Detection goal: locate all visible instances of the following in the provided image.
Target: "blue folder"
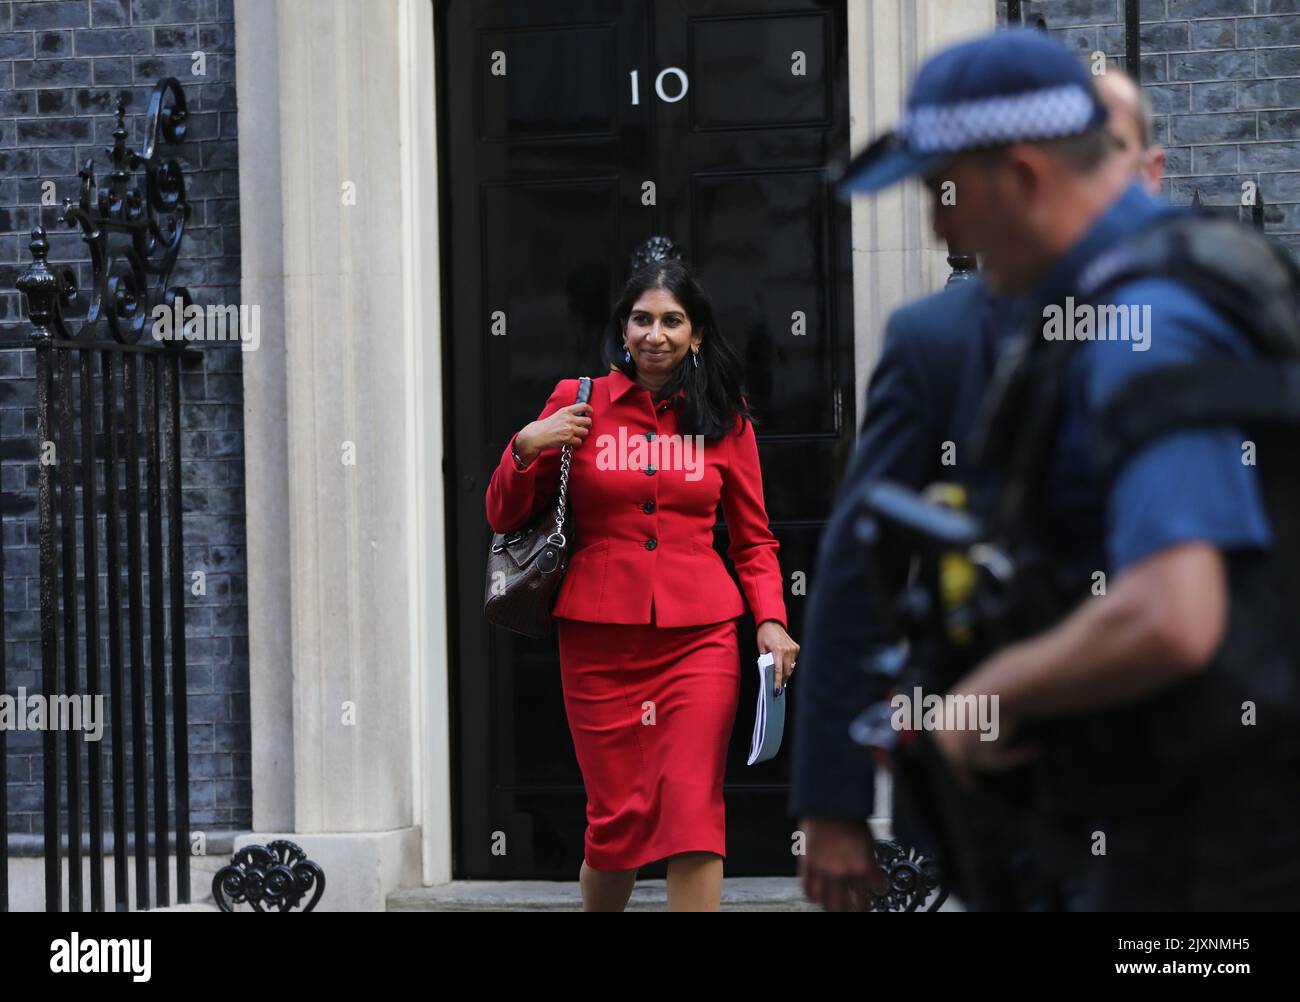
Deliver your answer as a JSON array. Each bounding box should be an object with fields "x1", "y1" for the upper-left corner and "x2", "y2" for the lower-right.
[{"x1": 747, "y1": 651, "x2": 786, "y2": 765}]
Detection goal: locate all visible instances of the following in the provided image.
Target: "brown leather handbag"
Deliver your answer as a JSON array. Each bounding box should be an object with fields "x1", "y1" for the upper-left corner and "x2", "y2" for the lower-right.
[{"x1": 484, "y1": 376, "x2": 592, "y2": 638}]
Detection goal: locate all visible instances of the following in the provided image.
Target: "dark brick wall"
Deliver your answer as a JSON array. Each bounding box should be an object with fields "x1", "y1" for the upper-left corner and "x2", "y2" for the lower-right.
[
  {"x1": 0, "y1": 0, "x2": 248, "y2": 843},
  {"x1": 1000, "y1": 0, "x2": 1300, "y2": 262}
]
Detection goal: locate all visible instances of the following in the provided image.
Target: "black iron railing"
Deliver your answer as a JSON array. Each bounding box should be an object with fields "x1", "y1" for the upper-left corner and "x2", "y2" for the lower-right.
[
  {"x1": 5, "y1": 79, "x2": 197, "y2": 911},
  {"x1": 1009, "y1": 1, "x2": 1139, "y2": 76}
]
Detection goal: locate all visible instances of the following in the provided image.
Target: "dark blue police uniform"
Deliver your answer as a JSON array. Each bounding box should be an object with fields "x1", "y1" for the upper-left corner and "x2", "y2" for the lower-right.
[
  {"x1": 1036, "y1": 181, "x2": 1271, "y2": 576},
  {"x1": 1020, "y1": 181, "x2": 1300, "y2": 910}
]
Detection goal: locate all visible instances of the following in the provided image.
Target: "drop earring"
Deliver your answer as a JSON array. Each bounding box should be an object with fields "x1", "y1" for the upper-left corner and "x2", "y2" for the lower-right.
[
  {"x1": 624, "y1": 344, "x2": 632, "y2": 363},
  {"x1": 691, "y1": 347, "x2": 699, "y2": 369}
]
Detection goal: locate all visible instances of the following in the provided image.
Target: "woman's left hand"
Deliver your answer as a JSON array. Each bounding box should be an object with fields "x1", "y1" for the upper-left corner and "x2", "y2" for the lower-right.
[{"x1": 756, "y1": 620, "x2": 799, "y2": 694}]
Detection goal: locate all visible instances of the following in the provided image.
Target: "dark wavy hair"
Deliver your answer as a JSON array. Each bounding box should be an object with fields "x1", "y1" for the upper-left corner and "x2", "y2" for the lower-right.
[{"x1": 601, "y1": 260, "x2": 754, "y2": 442}]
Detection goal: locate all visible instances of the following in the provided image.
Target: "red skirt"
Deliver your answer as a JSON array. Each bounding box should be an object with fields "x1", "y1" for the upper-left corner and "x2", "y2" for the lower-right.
[{"x1": 555, "y1": 608, "x2": 741, "y2": 871}]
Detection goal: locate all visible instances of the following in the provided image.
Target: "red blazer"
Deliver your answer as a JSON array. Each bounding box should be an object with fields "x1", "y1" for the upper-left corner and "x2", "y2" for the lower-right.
[{"x1": 485, "y1": 369, "x2": 788, "y2": 629}]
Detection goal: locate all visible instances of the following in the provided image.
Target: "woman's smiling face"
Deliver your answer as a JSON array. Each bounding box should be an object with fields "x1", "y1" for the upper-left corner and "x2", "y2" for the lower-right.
[{"x1": 625, "y1": 287, "x2": 701, "y2": 372}]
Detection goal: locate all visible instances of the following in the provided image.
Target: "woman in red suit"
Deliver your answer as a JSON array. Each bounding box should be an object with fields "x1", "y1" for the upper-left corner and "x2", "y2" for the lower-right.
[{"x1": 485, "y1": 259, "x2": 799, "y2": 911}]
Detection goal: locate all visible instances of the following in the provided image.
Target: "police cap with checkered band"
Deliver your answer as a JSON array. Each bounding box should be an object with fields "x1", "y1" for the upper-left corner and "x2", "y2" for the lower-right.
[{"x1": 831, "y1": 27, "x2": 1110, "y2": 198}]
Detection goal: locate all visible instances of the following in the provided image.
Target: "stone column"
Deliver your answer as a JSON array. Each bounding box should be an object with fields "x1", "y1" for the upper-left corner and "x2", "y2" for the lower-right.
[
  {"x1": 846, "y1": 0, "x2": 997, "y2": 409},
  {"x1": 234, "y1": 0, "x2": 450, "y2": 909}
]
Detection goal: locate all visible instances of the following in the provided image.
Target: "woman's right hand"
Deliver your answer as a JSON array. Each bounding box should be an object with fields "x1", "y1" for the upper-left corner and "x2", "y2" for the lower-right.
[{"x1": 515, "y1": 402, "x2": 593, "y2": 461}]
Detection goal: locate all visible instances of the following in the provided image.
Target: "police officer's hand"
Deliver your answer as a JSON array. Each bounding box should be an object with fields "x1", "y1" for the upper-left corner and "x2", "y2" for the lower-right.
[
  {"x1": 931, "y1": 703, "x2": 1039, "y2": 789},
  {"x1": 797, "y1": 817, "x2": 887, "y2": 911}
]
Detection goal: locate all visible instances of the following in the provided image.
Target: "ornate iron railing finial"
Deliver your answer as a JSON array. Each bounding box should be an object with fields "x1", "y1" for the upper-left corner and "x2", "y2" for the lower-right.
[
  {"x1": 17, "y1": 78, "x2": 193, "y2": 347},
  {"x1": 213, "y1": 841, "x2": 326, "y2": 913}
]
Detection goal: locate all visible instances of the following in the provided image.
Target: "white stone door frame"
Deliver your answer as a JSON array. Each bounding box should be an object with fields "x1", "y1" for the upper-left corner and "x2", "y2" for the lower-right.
[
  {"x1": 398, "y1": 0, "x2": 454, "y2": 888},
  {"x1": 846, "y1": 0, "x2": 995, "y2": 412}
]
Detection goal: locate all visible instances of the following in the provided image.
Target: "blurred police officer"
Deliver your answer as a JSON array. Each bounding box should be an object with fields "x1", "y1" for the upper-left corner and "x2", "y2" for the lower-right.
[
  {"x1": 823, "y1": 27, "x2": 1300, "y2": 911},
  {"x1": 789, "y1": 269, "x2": 1003, "y2": 912},
  {"x1": 791, "y1": 59, "x2": 1167, "y2": 911}
]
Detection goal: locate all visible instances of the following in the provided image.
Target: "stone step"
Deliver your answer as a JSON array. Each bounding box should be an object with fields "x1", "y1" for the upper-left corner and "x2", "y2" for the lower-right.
[{"x1": 388, "y1": 876, "x2": 824, "y2": 911}]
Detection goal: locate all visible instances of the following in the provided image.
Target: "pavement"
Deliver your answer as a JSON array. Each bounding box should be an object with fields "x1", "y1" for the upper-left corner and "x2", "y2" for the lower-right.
[
  {"x1": 388, "y1": 876, "x2": 960, "y2": 911},
  {"x1": 388, "y1": 877, "x2": 816, "y2": 911}
]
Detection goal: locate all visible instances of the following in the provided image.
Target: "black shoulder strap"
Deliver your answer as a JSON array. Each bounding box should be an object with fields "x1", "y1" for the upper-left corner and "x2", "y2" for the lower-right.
[
  {"x1": 1080, "y1": 213, "x2": 1300, "y2": 484},
  {"x1": 1078, "y1": 210, "x2": 1300, "y2": 359},
  {"x1": 1093, "y1": 360, "x2": 1300, "y2": 484},
  {"x1": 975, "y1": 211, "x2": 1300, "y2": 538},
  {"x1": 967, "y1": 327, "x2": 1081, "y2": 544}
]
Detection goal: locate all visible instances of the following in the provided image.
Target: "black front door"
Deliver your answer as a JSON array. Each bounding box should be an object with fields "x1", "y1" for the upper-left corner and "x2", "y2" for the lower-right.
[{"x1": 438, "y1": 0, "x2": 857, "y2": 878}]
